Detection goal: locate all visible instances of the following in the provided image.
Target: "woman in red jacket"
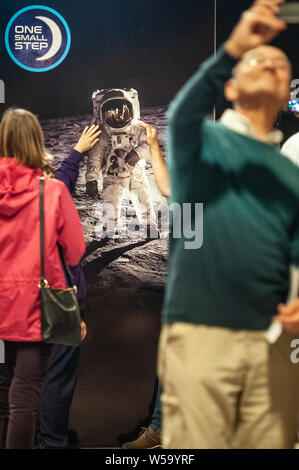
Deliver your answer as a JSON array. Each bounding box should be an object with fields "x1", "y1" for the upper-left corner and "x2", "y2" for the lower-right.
[{"x1": 0, "y1": 108, "x2": 85, "y2": 449}]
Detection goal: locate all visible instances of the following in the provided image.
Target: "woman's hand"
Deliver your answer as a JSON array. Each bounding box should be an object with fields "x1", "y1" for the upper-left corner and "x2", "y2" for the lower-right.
[
  {"x1": 81, "y1": 321, "x2": 87, "y2": 341},
  {"x1": 139, "y1": 121, "x2": 159, "y2": 148},
  {"x1": 74, "y1": 125, "x2": 101, "y2": 153}
]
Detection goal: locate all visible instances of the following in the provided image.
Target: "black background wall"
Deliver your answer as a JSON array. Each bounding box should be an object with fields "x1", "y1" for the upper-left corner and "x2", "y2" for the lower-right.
[{"x1": 0, "y1": 0, "x2": 215, "y2": 118}]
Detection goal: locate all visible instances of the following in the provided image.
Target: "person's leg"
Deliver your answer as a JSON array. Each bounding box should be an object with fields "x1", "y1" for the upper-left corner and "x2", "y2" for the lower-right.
[
  {"x1": 102, "y1": 176, "x2": 124, "y2": 235},
  {"x1": 38, "y1": 345, "x2": 80, "y2": 448},
  {"x1": 149, "y1": 382, "x2": 162, "y2": 433},
  {"x1": 233, "y1": 330, "x2": 299, "y2": 449},
  {"x1": 158, "y1": 323, "x2": 246, "y2": 449},
  {"x1": 129, "y1": 188, "x2": 144, "y2": 226},
  {"x1": 0, "y1": 342, "x2": 16, "y2": 447},
  {"x1": 134, "y1": 182, "x2": 157, "y2": 228},
  {"x1": 6, "y1": 342, "x2": 52, "y2": 449},
  {"x1": 122, "y1": 382, "x2": 162, "y2": 449},
  {"x1": 129, "y1": 182, "x2": 159, "y2": 239}
]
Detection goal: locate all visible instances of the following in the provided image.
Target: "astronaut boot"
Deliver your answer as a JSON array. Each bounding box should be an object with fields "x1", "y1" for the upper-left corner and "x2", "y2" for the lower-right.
[
  {"x1": 101, "y1": 221, "x2": 119, "y2": 240},
  {"x1": 108, "y1": 223, "x2": 121, "y2": 239},
  {"x1": 112, "y1": 228, "x2": 120, "y2": 239}
]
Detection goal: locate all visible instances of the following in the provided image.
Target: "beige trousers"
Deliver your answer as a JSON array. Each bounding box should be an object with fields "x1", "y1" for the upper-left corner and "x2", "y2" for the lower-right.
[{"x1": 158, "y1": 323, "x2": 299, "y2": 449}]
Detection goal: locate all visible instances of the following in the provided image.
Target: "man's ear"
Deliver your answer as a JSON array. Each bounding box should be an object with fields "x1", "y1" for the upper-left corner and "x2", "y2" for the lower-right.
[{"x1": 224, "y1": 79, "x2": 239, "y2": 103}]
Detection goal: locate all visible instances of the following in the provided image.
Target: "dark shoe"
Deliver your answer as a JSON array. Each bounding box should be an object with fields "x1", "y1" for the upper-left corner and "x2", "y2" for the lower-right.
[
  {"x1": 33, "y1": 439, "x2": 46, "y2": 449},
  {"x1": 33, "y1": 438, "x2": 67, "y2": 449},
  {"x1": 122, "y1": 427, "x2": 161, "y2": 449}
]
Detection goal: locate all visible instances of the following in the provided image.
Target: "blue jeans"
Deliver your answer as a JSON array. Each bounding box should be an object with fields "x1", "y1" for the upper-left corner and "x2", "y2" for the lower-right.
[
  {"x1": 38, "y1": 344, "x2": 80, "y2": 448},
  {"x1": 149, "y1": 382, "x2": 162, "y2": 433}
]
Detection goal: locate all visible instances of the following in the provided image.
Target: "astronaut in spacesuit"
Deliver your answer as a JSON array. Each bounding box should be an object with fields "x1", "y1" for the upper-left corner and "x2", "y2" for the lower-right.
[{"x1": 85, "y1": 88, "x2": 158, "y2": 238}]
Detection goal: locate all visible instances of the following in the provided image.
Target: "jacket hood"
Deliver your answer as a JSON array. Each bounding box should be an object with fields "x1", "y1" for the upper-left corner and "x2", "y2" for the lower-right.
[{"x1": 0, "y1": 158, "x2": 42, "y2": 217}]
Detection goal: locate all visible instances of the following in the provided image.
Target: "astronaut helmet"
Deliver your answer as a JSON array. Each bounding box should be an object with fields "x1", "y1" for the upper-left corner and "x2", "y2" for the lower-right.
[{"x1": 92, "y1": 88, "x2": 141, "y2": 132}]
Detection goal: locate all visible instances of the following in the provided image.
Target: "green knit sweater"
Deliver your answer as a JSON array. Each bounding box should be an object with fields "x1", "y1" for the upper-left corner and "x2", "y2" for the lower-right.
[{"x1": 162, "y1": 47, "x2": 299, "y2": 330}]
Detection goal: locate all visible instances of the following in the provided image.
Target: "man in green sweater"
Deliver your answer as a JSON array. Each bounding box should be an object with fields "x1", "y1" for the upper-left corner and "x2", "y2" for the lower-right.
[{"x1": 159, "y1": 0, "x2": 299, "y2": 449}]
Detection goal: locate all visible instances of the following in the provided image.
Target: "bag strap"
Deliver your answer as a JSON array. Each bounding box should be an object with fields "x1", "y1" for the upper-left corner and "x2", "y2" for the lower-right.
[
  {"x1": 39, "y1": 177, "x2": 76, "y2": 291},
  {"x1": 39, "y1": 177, "x2": 46, "y2": 285}
]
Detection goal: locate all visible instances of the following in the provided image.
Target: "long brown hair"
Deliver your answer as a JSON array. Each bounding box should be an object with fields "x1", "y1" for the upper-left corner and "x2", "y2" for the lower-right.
[{"x1": 0, "y1": 108, "x2": 51, "y2": 168}]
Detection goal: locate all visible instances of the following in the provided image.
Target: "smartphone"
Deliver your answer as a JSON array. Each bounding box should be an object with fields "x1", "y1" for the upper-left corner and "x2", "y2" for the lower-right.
[
  {"x1": 278, "y1": 3, "x2": 299, "y2": 23},
  {"x1": 289, "y1": 99, "x2": 299, "y2": 112}
]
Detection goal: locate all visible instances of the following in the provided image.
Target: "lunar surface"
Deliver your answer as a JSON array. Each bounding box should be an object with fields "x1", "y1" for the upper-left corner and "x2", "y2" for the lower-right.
[
  {"x1": 42, "y1": 105, "x2": 169, "y2": 291},
  {"x1": 41, "y1": 106, "x2": 169, "y2": 446}
]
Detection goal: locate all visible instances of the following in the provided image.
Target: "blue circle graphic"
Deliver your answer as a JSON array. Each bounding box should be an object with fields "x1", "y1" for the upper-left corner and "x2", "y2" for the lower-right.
[{"x1": 5, "y1": 5, "x2": 71, "y2": 72}]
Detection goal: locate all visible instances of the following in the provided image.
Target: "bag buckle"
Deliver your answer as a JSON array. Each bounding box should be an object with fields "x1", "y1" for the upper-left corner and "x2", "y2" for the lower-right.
[{"x1": 38, "y1": 279, "x2": 49, "y2": 288}]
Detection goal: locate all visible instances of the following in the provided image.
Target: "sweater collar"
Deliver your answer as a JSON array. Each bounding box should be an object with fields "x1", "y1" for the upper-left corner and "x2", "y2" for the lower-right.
[{"x1": 220, "y1": 109, "x2": 283, "y2": 145}]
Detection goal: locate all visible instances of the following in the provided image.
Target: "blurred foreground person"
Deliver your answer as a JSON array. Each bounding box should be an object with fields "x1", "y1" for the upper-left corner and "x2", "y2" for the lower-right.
[
  {"x1": 0, "y1": 108, "x2": 85, "y2": 448},
  {"x1": 159, "y1": 0, "x2": 299, "y2": 449}
]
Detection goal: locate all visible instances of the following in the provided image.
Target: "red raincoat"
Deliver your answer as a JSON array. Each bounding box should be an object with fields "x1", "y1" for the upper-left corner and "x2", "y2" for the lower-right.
[{"x1": 0, "y1": 158, "x2": 85, "y2": 342}]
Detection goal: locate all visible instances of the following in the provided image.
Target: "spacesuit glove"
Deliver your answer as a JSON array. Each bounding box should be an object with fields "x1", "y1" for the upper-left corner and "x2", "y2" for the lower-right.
[{"x1": 86, "y1": 180, "x2": 98, "y2": 197}]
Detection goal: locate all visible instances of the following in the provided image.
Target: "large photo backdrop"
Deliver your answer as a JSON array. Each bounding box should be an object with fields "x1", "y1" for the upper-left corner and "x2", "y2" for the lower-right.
[{"x1": 0, "y1": 0, "x2": 215, "y2": 446}]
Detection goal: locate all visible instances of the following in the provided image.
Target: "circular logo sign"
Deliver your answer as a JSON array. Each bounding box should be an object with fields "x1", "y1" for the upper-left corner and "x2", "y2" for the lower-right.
[{"x1": 5, "y1": 5, "x2": 71, "y2": 72}]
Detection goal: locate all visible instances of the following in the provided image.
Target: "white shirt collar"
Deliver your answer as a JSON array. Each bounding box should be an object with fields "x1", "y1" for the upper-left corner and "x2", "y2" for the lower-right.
[{"x1": 220, "y1": 109, "x2": 283, "y2": 145}]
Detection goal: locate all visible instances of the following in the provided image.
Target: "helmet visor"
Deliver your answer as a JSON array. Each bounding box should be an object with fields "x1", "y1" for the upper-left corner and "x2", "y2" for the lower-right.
[{"x1": 102, "y1": 99, "x2": 133, "y2": 129}]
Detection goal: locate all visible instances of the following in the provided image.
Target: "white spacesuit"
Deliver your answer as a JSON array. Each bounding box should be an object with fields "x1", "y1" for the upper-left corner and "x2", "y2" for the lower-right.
[{"x1": 86, "y1": 88, "x2": 158, "y2": 237}]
